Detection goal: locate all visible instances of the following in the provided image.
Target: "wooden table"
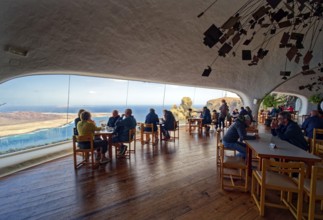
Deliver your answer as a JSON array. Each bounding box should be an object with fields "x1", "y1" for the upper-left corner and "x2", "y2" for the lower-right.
[
  {"x1": 94, "y1": 129, "x2": 114, "y2": 159},
  {"x1": 188, "y1": 118, "x2": 203, "y2": 135},
  {"x1": 245, "y1": 133, "x2": 322, "y2": 176}
]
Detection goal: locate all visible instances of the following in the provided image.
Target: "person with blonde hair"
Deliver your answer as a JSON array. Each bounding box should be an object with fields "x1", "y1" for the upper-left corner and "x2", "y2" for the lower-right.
[{"x1": 77, "y1": 111, "x2": 110, "y2": 164}]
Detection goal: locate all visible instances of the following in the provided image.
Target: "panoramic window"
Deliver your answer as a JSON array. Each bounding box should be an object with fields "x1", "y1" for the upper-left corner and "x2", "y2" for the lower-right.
[{"x1": 0, "y1": 75, "x2": 239, "y2": 154}]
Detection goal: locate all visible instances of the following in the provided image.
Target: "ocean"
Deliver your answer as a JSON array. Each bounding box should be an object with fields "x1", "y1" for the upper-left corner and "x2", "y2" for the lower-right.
[{"x1": 0, "y1": 105, "x2": 203, "y2": 154}]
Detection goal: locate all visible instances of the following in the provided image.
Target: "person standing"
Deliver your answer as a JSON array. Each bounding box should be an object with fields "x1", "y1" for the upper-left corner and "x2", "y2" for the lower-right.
[{"x1": 219, "y1": 99, "x2": 229, "y2": 129}]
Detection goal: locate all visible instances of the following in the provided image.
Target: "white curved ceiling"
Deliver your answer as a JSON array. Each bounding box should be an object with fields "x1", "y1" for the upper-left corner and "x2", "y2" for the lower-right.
[{"x1": 0, "y1": 0, "x2": 322, "y2": 100}]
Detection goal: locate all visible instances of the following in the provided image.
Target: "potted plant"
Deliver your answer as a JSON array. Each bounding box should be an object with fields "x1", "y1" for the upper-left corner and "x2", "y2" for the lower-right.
[
  {"x1": 308, "y1": 94, "x2": 322, "y2": 104},
  {"x1": 262, "y1": 94, "x2": 286, "y2": 109}
]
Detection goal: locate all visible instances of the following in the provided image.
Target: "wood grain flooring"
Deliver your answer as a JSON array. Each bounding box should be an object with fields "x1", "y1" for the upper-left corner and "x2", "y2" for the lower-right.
[{"x1": 0, "y1": 127, "x2": 295, "y2": 220}]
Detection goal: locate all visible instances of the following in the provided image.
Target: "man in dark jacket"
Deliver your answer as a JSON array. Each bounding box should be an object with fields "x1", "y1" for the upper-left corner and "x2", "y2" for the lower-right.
[
  {"x1": 144, "y1": 108, "x2": 159, "y2": 143},
  {"x1": 271, "y1": 111, "x2": 308, "y2": 151},
  {"x1": 219, "y1": 99, "x2": 229, "y2": 129},
  {"x1": 107, "y1": 110, "x2": 121, "y2": 128},
  {"x1": 301, "y1": 110, "x2": 323, "y2": 139},
  {"x1": 201, "y1": 106, "x2": 212, "y2": 132},
  {"x1": 112, "y1": 108, "x2": 137, "y2": 155},
  {"x1": 161, "y1": 109, "x2": 176, "y2": 140},
  {"x1": 222, "y1": 115, "x2": 256, "y2": 158}
]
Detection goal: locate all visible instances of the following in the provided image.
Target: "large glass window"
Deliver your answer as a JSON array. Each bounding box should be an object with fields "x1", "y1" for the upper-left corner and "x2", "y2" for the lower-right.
[{"x1": 0, "y1": 74, "x2": 240, "y2": 154}]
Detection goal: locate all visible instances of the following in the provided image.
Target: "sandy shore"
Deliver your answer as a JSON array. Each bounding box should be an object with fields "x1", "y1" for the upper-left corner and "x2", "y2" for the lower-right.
[{"x1": 0, "y1": 112, "x2": 108, "y2": 137}]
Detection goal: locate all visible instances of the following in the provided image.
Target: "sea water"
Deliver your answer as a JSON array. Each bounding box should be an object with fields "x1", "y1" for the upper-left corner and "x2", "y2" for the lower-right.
[{"x1": 0, "y1": 105, "x2": 203, "y2": 153}]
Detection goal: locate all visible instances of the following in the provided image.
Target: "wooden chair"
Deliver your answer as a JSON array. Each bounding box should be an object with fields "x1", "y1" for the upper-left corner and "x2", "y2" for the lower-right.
[
  {"x1": 312, "y1": 128, "x2": 323, "y2": 157},
  {"x1": 303, "y1": 165, "x2": 323, "y2": 220},
  {"x1": 215, "y1": 129, "x2": 223, "y2": 166},
  {"x1": 219, "y1": 142, "x2": 248, "y2": 192},
  {"x1": 140, "y1": 123, "x2": 156, "y2": 144},
  {"x1": 73, "y1": 134, "x2": 98, "y2": 169},
  {"x1": 114, "y1": 128, "x2": 136, "y2": 159},
  {"x1": 168, "y1": 120, "x2": 179, "y2": 142},
  {"x1": 251, "y1": 159, "x2": 305, "y2": 220}
]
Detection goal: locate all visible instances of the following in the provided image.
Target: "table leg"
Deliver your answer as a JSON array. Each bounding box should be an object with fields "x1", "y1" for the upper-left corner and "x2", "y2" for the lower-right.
[{"x1": 247, "y1": 146, "x2": 252, "y2": 176}]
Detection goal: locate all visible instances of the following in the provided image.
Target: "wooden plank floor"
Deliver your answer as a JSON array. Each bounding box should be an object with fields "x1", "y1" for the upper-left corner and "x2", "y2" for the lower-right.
[{"x1": 0, "y1": 127, "x2": 295, "y2": 220}]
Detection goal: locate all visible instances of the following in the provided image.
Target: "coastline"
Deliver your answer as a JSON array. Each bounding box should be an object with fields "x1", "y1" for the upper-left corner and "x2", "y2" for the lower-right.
[{"x1": 0, "y1": 112, "x2": 109, "y2": 137}]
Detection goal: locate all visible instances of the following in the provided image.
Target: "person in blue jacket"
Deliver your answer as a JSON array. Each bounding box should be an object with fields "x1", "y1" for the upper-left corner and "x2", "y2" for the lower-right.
[
  {"x1": 201, "y1": 106, "x2": 212, "y2": 132},
  {"x1": 271, "y1": 111, "x2": 308, "y2": 151},
  {"x1": 144, "y1": 108, "x2": 159, "y2": 143},
  {"x1": 222, "y1": 115, "x2": 256, "y2": 158},
  {"x1": 302, "y1": 110, "x2": 323, "y2": 139},
  {"x1": 112, "y1": 108, "x2": 137, "y2": 155},
  {"x1": 107, "y1": 110, "x2": 121, "y2": 128}
]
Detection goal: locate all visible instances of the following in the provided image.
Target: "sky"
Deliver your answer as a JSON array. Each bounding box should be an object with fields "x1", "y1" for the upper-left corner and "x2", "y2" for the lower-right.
[{"x1": 0, "y1": 75, "x2": 239, "y2": 107}]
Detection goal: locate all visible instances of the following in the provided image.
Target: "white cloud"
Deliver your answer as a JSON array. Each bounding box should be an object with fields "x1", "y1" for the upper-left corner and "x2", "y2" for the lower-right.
[{"x1": 89, "y1": 90, "x2": 96, "y2": 94}]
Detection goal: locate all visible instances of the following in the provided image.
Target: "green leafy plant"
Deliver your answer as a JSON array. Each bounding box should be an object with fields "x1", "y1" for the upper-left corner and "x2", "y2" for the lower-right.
[
  {"x1": 308, "y1": 94, "x2": 322, "y2": 104},
  {"x1": 262, "y1": 94, "x2": 286, "y2": 108}
]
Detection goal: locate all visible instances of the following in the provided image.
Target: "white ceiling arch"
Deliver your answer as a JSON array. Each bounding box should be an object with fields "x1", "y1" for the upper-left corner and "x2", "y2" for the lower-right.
[{"x1": 0, "y1": 0, "x2": 322, "y2": 105}]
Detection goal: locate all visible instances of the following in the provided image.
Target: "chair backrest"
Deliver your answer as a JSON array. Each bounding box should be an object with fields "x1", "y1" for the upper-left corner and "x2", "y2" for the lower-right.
[
  {"x1": 313, "y1": 128, "x2": 323, "y2": 156},
  {"x1": 142, "y1": 123, "x2": 154, "y2": 132},
  {"x1": 261, "y1": 159, "x2": 305, "y2": 187},
  {"x1": 129, "y1": 128, "x2": 136, "y2": 142},
  {"x1": 73, "y1": 134, "x2": 94, "y2": 151},
  {"x1": 310, "y1": 165, "x2": 323, "y2": 194},
  {"x1": 216, "y1": 130, "x2": 221, "y2": 147}
]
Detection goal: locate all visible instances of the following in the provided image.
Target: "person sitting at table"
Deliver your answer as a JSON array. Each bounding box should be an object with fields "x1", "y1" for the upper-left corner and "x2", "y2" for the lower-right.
[
  {"x1": 245, "y1": 106, "x2": 253, "y2": 122},
  {"x1": 239, "y1": 106, "x2": 248, "y2": 117},
  {"x1": 144, "y1": 108, "x2": 159, "y2": 143},
  {"x1": 222, "y1": 115, "x2": 256, "y2": 158},
  {"x1": 74, "y1": 109, "x2": 85, "y2": 135},
  {"x1": 77, "y1": 111, "x2": 110, "y2": 164},
  {"x1": 271, "y1": 111, "x2": 309, "y2": 151},
  {"x1": 301, "y1": 110, "x2": 323, "y2": 139},
  {"x1": 212, "y1": 110, "x2": 219, "y2": 130},
  {"x1": 231, "y1": 109, "x2": 239, "y2": 122},
  {"x1": 112, "y1": 108, "x2": 137, "y2": 155},
  {"x1": 201, "y1": 106, "x2": 212, "y2": 132},
  {"x1": 161, "y1": 109, "x2": 176, "y2": 140},
  {"x1": 107, "y1": 110, "x2": 121, "y2": 129}
]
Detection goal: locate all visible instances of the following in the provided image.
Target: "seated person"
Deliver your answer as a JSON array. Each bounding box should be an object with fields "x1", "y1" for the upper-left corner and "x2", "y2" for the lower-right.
[
  {"x1": 222, "y1": 115, "x2": 256, "y2": 158},
  {"x1": 187, "y1": 108, "x2": 193, "y2": 119},
  {"x1": 112, "y1": 108, "x2": 137, "y2": 155},
  {"x1": 302, "y1": 110, "x2": 323, "y2": 139},
  {"x1": 271, "y1": 111, "x2": 308, "y2": 151},
  {"x1": 239, "y1": 107, "x2": 248, "y2": 117},
  {"x1": 212, "y1": 110, "x2": 219, "y2": 129},
  {"x1": 245, "y1": 106, "x2": 253, "y2": 122},
  {"x1": 77, "y1": 111, "x2": 110, "y2": 164},
  {"x1": 74, "y1": 109, "x2": 85, "y2": 135},
  {"x1": 231, "y1": 109, "x2": 239, "y2": 121},
  {"x1": 269, "y1": 107, "x2": 279, "y2": 118},
  {"x1": 107, "y1": 110, "x2": 121, "y2": 129},
  {"x1": 201, "y1": 106, "x2": 212, "y2": 132},
  {"x1": 144, "y1": 108, "x2": 159, "y2": 143},
  {"x1": 161, "y1": 109, "x2": 176, "y2": 140}
]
